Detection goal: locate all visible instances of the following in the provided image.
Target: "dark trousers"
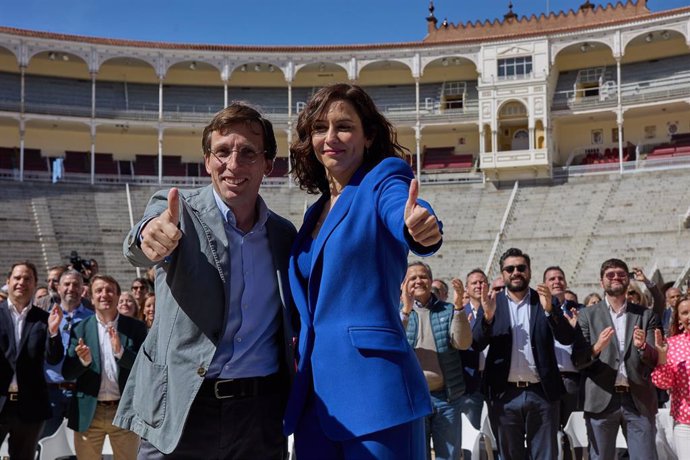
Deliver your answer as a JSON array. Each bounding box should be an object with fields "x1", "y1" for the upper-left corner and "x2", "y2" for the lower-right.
[
  {"x1": 585, "y1": 392, "x2": 657, "y2": 460},
  {"x1": 488, "y1": 384, "x2": 560, "y2": 460},
  {"x1": 41, "y1": 386, "x2": 72, "y2": 438},
  {"x1": 293, "y1": 389, "x2": 425, "y2": 460},
  {"x1": 138, "y1": 387, "x2": 286, "y2": 460},
  {"x1": 0, "y1": 400, "x2": 45, "y2": 460},
  {"x1": 560, "y1": 372, "x2": 584, "y2": 460}
]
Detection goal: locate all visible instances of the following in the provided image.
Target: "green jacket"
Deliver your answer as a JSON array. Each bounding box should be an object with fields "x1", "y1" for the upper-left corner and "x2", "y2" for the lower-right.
[{"x1": 62, "y1": 314, "x2": 147, "y2": 432}]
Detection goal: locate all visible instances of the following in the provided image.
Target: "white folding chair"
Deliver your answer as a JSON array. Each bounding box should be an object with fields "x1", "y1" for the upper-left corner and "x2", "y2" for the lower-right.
[
  {"x1": 37, "y1": 418, "x2": 75, "y2": 460},
  {"x1": 563, "y1": 411, "x2": 589, "y2": 459},
  {"x1": 480, "y1": 401, "x2": 497, "y2": 456},
  {"x1": 655, "y1": 408, "x2": 677, "y2": 460},
  {"x1": 0, "y1": 435, "x2": 9, "y2": 460},
  {"x1": 461, "y1": 412, "x2": 483, "y2": 460}
]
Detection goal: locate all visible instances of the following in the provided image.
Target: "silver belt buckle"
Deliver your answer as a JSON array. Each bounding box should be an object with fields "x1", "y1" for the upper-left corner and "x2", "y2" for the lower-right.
[
  {"x1": 516, "y1": 381, "x2": 529, "y2": 388},
  {"x1": 8, "y1": 393, "x2": 18, "y2": 401},
  {"x1": 214, "y1": 379, "x2": 236, "y2": 399}
]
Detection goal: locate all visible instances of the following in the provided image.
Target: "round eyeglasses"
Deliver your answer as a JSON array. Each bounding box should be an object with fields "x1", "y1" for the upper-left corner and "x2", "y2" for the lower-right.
[{"x1": 210, "y1": 147, "x2": 265, "y2": 166}]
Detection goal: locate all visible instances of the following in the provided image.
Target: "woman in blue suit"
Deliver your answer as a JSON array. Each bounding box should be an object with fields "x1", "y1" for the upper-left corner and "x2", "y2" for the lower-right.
[{"x1": 285, "y1": 83, "x2": 443, "y2": 459}]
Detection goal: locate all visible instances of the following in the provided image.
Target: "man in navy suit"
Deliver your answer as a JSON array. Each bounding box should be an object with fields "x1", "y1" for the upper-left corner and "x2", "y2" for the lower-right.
[
  {"x1": 0, "y1": 262, "x2": 64, "y2": 459},
  {"x1": 544, "y1": 266, "x2": 585, "y2": 460},
  {"x1": 453, "y1": 268, "x2": 488, "y2": 430},
  {"x1": 473, "y1": 248, "x2": 575, "y2": 460}
]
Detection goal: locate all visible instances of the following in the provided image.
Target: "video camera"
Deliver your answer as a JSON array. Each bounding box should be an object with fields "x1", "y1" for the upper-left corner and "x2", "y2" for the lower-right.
[{"x1": 69, "y1": 250, "x2": 93, "y2": 275}]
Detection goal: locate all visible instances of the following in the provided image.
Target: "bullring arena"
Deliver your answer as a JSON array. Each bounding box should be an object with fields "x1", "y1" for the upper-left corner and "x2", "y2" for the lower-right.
[{"x1": 1, "y1": 0, "x2": 690, "y2": 298}]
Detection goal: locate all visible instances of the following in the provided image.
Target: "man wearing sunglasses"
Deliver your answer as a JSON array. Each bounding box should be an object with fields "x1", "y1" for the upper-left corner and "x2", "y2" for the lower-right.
[
  {"x1": 473, "y1": 248, "x2": 575, "y2": 460},
  {"x1": 572, "y1": 259, "x2": 659, "y2": 460}
]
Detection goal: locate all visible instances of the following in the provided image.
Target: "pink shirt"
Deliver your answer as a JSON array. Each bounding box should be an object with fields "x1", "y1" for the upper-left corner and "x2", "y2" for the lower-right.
[{"x1": 652, "y1": 331, "x2": 690, "y2": 424}]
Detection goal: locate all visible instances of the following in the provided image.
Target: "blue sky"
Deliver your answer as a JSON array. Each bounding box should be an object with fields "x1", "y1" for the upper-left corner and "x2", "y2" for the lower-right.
[{"x1": 2, "y1": 0, "x2": 688, "y2": 46}]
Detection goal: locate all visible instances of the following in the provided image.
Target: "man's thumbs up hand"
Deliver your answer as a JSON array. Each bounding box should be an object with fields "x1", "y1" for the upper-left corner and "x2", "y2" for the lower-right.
[
  {"x1": 140, "y1": 188, "x2": 183, "y2": 262},
  {"x1": 404, "y1": 179, "x2": 441, "y2": 247}
]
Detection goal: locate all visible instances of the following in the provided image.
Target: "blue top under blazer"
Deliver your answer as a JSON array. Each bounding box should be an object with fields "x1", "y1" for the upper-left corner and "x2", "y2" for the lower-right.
[{"x1": 284, "y1": 157, "x2": 441, "y2": 441}]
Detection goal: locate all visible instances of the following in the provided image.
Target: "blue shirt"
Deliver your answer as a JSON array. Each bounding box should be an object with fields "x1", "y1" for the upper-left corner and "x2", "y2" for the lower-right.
[
  {"x1": 45, "y1": 304, "x2": 94, "y2": 383},
  {"x1": 206, "y1": 190, "x2": 281, "y2": 379},
  {"x1": 506, "y1": 289, "x2": 540, "y2": 383}
]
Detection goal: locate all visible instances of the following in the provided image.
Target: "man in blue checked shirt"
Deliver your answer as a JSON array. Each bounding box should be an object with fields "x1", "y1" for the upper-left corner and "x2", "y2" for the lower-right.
[{"x1": 42, "y1": 269, "x2": 93, "y2": 437}]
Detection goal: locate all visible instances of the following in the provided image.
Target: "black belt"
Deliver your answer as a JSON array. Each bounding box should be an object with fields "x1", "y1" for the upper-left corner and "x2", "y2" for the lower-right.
[
  {"x1": 614, "y1": 385, "x2": 630, "y2": 393},
  {"x1": 508, "y1": 381, "x2": 539, "y2": 389},
  {"x1": 97, "y1": 400, "x2": 120, "y2": 407},
  {"x1": 49, "y1": 382, "x2": 77, "y2": 391},
  {"x1": 560, "y1": 372, "x2": 580, "y2": 379},
  {"x1": 198, "y1": 374, "x2": 282, "y2": 400}
]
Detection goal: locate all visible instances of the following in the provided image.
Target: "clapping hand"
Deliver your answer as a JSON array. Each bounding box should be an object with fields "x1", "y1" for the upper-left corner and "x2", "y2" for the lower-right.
[
  {"x1": 654, "y1": 329, "x2": 667, "y2": 365},
  {"x1": 632, "y1": 325, "x2": 646, "y2": 350},
  {"x1": 451, "y1": 278, "x2": 465, "y2": 307},
  {"x1": 75, "y1": 338, "x2": 92, "y2": 366},
  {"x1": 480, "y1": 282, "x2": 496, "y2": 323},
  {"x1": 48, "y1": 304, "x2": 63, "y2": 335},
  {"x1": 108, "y1": 325, "x2": 122, "y2": 356},
  {"x1": 536, "y1": 283, "x2": 553, "y2": 313}
]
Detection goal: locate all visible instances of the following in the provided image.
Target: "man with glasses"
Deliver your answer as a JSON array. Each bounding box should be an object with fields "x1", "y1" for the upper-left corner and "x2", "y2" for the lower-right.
[
  {"x1": 114, "y1": 103, "x2": 297, "y2": 459},
  {"x1": 473, "y1": 248, "x2": 575, "y2": 460},
  {"x1": 42, "y1": 269, "x2": 94, "y2": 437},
  {"x1": 36, "y1": 265, "x2": 67, "y2": 311},
  {"x1": 129, "y1": 278, "x2": 149, "y2": 309},
  {"x1": 572, "y1": 259, "x2": 659, "y2": 460}
]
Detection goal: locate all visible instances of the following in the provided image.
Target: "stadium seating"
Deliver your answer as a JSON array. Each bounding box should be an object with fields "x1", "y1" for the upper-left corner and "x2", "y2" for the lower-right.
[{"x1": 422, "y1": 146, "x2": 474, "y2": 171}]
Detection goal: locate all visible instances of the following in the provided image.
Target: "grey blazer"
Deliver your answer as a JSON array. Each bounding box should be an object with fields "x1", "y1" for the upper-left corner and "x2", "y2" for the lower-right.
[
  {"x1": 113, "y1": 184, "x2": 296, "y2": 454},
  {"x1": 572, "y1": 300, "x2": 659, "y2": 417}
]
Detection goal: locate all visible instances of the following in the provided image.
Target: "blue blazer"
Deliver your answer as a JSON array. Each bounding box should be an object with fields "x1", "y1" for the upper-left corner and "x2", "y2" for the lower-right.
[
  {"x1": 473, "y1": 288, "x2": 575, "y2": 402},
  {"x1": 284, "y1": 158, "x2": 439, "y2": 441},
  {"x1": 460, "y1": 303, "x2": 483, "y2": 394}
]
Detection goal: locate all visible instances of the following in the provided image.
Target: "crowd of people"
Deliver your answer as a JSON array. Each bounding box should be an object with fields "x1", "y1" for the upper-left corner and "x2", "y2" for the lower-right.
[{"x1": 0, "y1": 83, "x2": 688, "y2": 460}]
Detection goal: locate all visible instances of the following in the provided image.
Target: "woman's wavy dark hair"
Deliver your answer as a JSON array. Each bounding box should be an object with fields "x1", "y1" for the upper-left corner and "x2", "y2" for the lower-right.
[
  {"x1": 290, "y1": 83, "x2": 407, "y2": 194},
  {"x1": 670, "y1": 296, "x2": 690, "y2": 337}
]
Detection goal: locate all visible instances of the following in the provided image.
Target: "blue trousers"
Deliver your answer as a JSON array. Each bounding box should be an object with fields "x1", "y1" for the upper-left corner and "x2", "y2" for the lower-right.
[
  {"x1": 585, "y1": 392, "x2": 657, "y2": 460},
  {"x1": 425, "y1": 391, "x2": 463, "y2": 460},
  {"x1": 488, "y1": 384, "x2": 560, "y2": 460},
  {"x1": 294, "y1": 390, "x2": 425, "y2": 460}
]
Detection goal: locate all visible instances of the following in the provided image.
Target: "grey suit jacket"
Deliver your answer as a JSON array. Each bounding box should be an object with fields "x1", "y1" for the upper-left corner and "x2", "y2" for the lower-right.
[
  {"x1": 572, "y1": 300, "x2": 659, "y2": 417},
  {"x1": 113, "y1": 184, "x2": 296, "y2": 454}
]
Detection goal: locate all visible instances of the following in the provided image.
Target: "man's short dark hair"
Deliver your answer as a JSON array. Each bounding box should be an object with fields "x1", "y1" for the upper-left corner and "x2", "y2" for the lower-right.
[
  {"x1": 91, "y1": 274, "x2": 122, "y2": 296},
  {"x1": 202, "y1": 103, "x2": 277, "y2": 161},
  {"x1": 466, "y1": 268, "x2": 487, "y2": 282},
  {"x1": 407, "y1": 261, "x2": 433, "y2": 281},
  {"x1": 543, "y1": 266, "x2": 566, "y2": 282},
  {"x1": 131, "y1": 278, "x2": 149, "y2": 290},
  {"x1": 433, "y1": 279, "x2": 448, "y2": 290},
  {"x1": 564, "y1": 290, "x2": 578, "y2": 302},
  {"x1": 499, "y1": 248, "x2": 531, "y2": 269},
  {"x1": 59, "y1": 269, "x2": 84, "y2": 284},
  {"x1": 599, "y1": 258, "x2": 629, "y2": 279},
  {"x1": 8, "y1": 261, "x2": 38, "y2": 283}
]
